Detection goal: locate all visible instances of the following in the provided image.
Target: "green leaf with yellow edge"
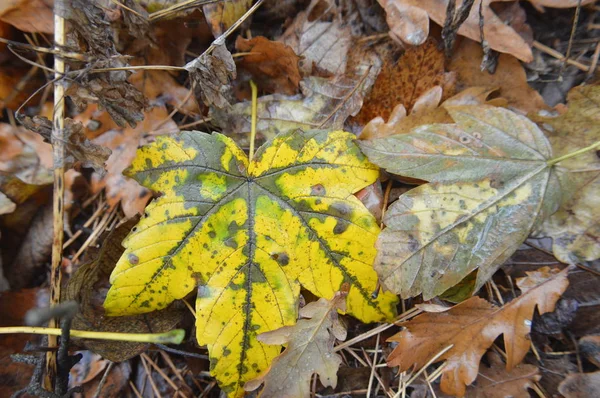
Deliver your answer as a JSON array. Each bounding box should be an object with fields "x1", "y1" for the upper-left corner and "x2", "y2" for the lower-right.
[
  {"x1": 359, "y1": 105, "x2": 564, "y2": 299},
  {"x1": 104, "y1": 129, "x2": 398, "y2": 396},
  {"x1": 531, "y1": 84, "x2": 600, "y2": 263}
]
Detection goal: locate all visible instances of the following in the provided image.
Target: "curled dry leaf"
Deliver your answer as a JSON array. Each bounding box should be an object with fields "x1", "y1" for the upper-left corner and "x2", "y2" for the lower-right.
[
  {"x1": 212, "y1": 75, "x2": 371, "y2": 147},
  {"x1": 280, "y1": 0, "x2": 352, "y2": 76},
  {"x1": 353, "y1": 39, "x2": 455, "y2": 129},
  {"x1": 64, "y1": 218, "x2": 184, "y2": 362},
  {"x1": 360, "y1": 106, "x2": 563, "y2": 298},
  {"x1": 378, "y1": 0, "x2": 534, "y2": 62},
  {"x1": 185, "y1": 40, "x2": 237, "y2": 108},
  {"x1": 558, "y1": 371, "x2": 600, "y2": 398},
  {"x1": 0, "y1": 0, "x2": 53, "y2": 33},
  {"x1": 103, "y1": 129, "x2": 397, "y2": 396},
  {"x1": 449, "y1": 39, "x2": 547, "y2": 114},
  {"x1": 245, "y1": 290, "x2": 348, "y2": 397},
  {"x1": 387, "y1": 266, "x2": 569, "y2": 396},
  {"x1": 531, "y1": 84, "x2": 600, "y2": 263},
  {"x1": 20, "y1": 116, "x2": 111, "y2": 175},
  {"x1": 235, "y1": 36, "x2": 301, "y2": 95}
]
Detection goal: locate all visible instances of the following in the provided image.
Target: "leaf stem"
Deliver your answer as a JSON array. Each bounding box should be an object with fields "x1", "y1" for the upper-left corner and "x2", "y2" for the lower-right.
[
  {"x1": 547, "y1": 139, "x2": 600, "y2": 166},
  {"x1": 249, "y1": 80, "x2": 258, "y2": 161},
  {"x1": 0, "y1": 326, "x2": 185, "y2": 344}
]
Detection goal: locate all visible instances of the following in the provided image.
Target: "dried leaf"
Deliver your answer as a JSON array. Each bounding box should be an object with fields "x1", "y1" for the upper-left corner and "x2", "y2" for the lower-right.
[
  {"x1": 378, "y1": 0, "x2": 534, "y2": 62},
  {"x1": 558, "y1": 371, "x2": 600, "y2": 398},
  {"x1": 104, "y1": 129, "x2": 398, "y2": 396},
  {"x1": 387, "y1": 266, "x2": 569, "y2": 396},
  {"x1": 0, "y1": 192, "x2": 15, "y2": 216},
  {"x1": 0, "y1": 123, "x2": 52, "y2": 185},
  {"x1": 579, "y1": 335, "x2": 600, "y2": 367},
  {"x1": 360, "y1": 106, "x2": 563, "y2": 298},
  {"x1": 203, "y1": 0, "x2": 252, "y2": 37},
  {"x1": 449, "y1": 39, "x2": 547, "y2": 114},
  {"x1": 245, "y1": 291, "x2": 348, "y2": 397},
  {"x1": 466, "y1": 351, "x2": 540, "y2": 398},
  {"x1": 20, "y1": 116, "x2": 111, "y2": 175},
  {"x1": 354, "y1": 40, "x2": 455, "y2": 128},
  {"x1": 212, "y1": 75, "x2": 371, "y2": 147},
  {"x1": 64, "y1": 218, "x2": 185, "y2": 362},
  {"x1": 280, "y1": 0, "x2": 352, "y2": 76},
  {"x1": 531, "y1": 84, "x2": 600, "y2": 263},
  {"x1": 0, "y1": 0, "x2": 53, "y2": 33},
  {"x1": 185, "y1": 41, "x2": 237, "y2": 108},
  {"x1": 235, "y1": 36, "x2": 301, "y2": 95}
]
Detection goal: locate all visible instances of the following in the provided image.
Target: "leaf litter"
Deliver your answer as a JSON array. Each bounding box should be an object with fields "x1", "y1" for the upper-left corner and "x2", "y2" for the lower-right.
[{"x1": 0, "y1": 0, "x2": 599, "y2": 397}]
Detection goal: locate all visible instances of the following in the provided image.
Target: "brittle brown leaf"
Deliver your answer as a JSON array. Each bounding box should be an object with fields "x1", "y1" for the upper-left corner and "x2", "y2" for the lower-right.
[
  {"x1": 387, "y1": 266, "x2": 569, "y2": 396},
  {"x1": 245, "y1": 291, "x2": 348, "y2": 397}
]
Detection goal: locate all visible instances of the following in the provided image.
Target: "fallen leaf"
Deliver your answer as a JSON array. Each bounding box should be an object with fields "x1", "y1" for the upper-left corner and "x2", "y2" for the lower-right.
[
  {"x1": 212, "y1": 75, "x2": 371, "y2": 147},
  {"x1": 449, "y1": 39, "x2": 548, "y2": 114},
  {"x1": 579, "y1": 335, "x2": 600, "y2": 368},
  {"x1": 245, "y1": 290, "x2": 348, "y2": 397},
  {"x1": 280, "y1": 0, "x2": 352, "y2": 76},
  {"x1": 558, "y1": 371, "x2": 600, "y2": 398},
  {"x1": 203, "y1": 0, "x2": 252, "y2": 37},
  {"x1": 387, "y1": 266, "x2": 569, "y2": 396},
  {"x1": 20, "y1": 116, "x2": 111, "y2": 175},
  {"x1": 0, "y1": 123, "x2": 52, "y2": 185},
  {"x1": 466, "y1": 351, "x2": 540, "y2": 398},
  {"x1": 529, "y1": 0, "x2": 595, "y2": 9},
  {"x1": 360, "y1": 106, "x2": 563, "y2": 298},
  {"x1": 104, "y1": 129, "x2": 398, "y2": 396},
  {"x1": 185, "y1": 40, "x2": 237, "y2": 108},
  {"x1": 64, "y1": 218, "x2": 185, "y2": 362},
  {"x1": 0, "y1": 66, "x2": 44, "y2": 111},
  {"x1": 86, "y1": 105, "x2": 178, "y2": 218},
  {"x1": 0, "y1": 192, "x2": 15, "y2": 216},
  {"x1": 353, "y1": 39, "x2": 455, "y2": 128},
  {"x1": 378, "y1": 0, "x2": 533, "y2": 62},
  {"x1": 531, "y1": 84, "x2": 600, "y2": 263},
  {"x1": 0, "y1": 0, "x2": 53, "y2": 33},
  {"x1": 235, "y1": 36, "x2": 301, "y2": 95}
]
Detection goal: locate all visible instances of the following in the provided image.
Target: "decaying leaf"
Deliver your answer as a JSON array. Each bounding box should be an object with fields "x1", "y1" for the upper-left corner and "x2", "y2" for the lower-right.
[
  {"x1": 245, "y1": 290, "x2": 348, "y2": 397},
  {"x1": 360, "y1": 105, "x2": 563, "y2": 298},
  {"x1": 203, "y1": 0, "x2": 252, "y2": 37},
  {"x1": 212, "y1": 76, "x2": 371, "y2": 147},
  {"x1": 280, "y1": 0, "x2": 352, "y2": 76},
  {"x1": 558, "y1": 371, "x2": 600, "y2": 398},
  {"x1": 235, "y1": 36, "x2": 301, "y2": 95},
  {"x1": 185, "y1": 41, "x2": 237, "y2": 108},
  {"x1": 65, "y1": 218, "x2": 184, "y2": 362},
  {"x1": 387, "y1": 266, "x2": 569, "y2": 396},
  {"x1": 353, "y1": 39, "x2": 455, "y2": 128},
  {"x1": 0, "y1": 123, "x2": 52, "y2": 185},
  {"x1": 449, "y1": 39, "x2": 547, "y2": 114},
  {"x1": 465, "y1": 351, "x2": 540, "y2": 398},
  {"x1": 104, "y1": 129, "x2": 398, "y2": 396},
  {"x1": 20, "y1": 116, "x2": 111, "y2": 175},
  {"x1": 85, "y1": 105, "x2": 178, "y2": 218},
  {"x1": 531, "y1": 84, "x2": 600, "y2": 263},
  {"x1": 378, "y1": 0, "x2": 534, "y2": 62}
]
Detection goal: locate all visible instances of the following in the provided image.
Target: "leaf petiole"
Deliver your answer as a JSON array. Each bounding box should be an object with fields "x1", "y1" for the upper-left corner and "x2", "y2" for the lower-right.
[
  {"x1": 0, "y1": 326, "x2": 185, "y2": 344},
  {"x1": 249, "y1": 80, "x2": 258, "y2": 161},
  {"x1": 547, "y1": 139, "x2": 600, "y2": 166}
]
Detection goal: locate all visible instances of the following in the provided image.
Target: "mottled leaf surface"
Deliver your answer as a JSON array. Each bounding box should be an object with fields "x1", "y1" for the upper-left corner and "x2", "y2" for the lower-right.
[
  {"x1": 104, "y1": 129, "x2": 397, "y2": 396},
  {"x1": 387, "y1": 267, "x2": 568, "y2": 396},
  {"x1": 245, "y1": 291, "x2": 348, "y2": 397},
  {"x1": 360, "y1": 106, "x2": 563, "y2": 298}
]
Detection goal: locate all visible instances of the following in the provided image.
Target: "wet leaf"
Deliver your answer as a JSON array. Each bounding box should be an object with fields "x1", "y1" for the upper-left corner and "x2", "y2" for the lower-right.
[
  {"x1": 378, "y1": 0, "x2": 534, "y2": 62},
  {"x1": 531, "y1": 84, "x2": 600, "y2": 263},
  {"x1": 360, "y1": 105, "x2": 563, "y2": 298},
  {"x1": 245, "y1": 290, "x2": 348, "y2": 397},
  {"x1": 212, "y1": 76, "x2": 371, "y2": 147},
  {"x1": 65, "y1": 218, "x2": 184, "y2": 362},
  {"x1": 387, "y1": 266, "x2": 569, "y2": 396},
  {"x1": 104, "y1": 129, "x2": 398, "y2": 396},
  {"x1": 235, "y1": 36, "x2": 301, "y2": 95}
]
